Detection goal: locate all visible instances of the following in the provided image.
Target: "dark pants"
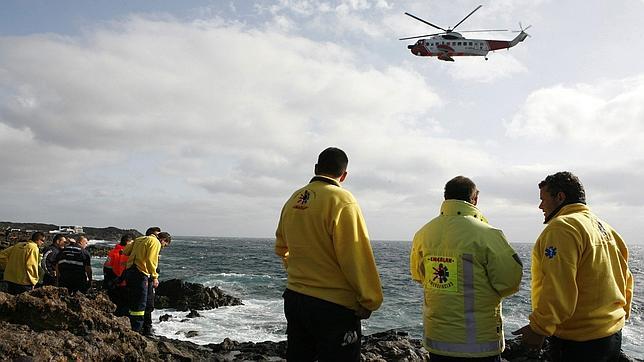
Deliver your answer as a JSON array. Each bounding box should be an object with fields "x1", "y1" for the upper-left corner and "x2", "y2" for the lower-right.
[
  {"x1": 283, "y1": 289, "x2": 361, "y2": 362},
  {"x1": 6, "y1": 281, "x2": 33, "y2": 295},
  {"x1": 550, "y1": 330, "x2": 622, "y2": 362},
  {"x1": 59, "y1": 275, "x2": 89, "y2": 294},
  {"x1": 42, "y1": 273, "x2": 57, "y2": 286},
  {"x1": 125, "y1": 267, "x2": 154, "y2": 333},
  {"x1": 429, "y1": 353, "x2": 501, "y2": 362}
]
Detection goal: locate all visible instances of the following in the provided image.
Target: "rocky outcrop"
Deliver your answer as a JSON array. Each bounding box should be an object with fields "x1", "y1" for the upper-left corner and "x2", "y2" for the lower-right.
[
  {"x1": 0, "y1": 285, "x2": 640, "y2": 362},
  {"x1": 155, "y1": 278, "x2": 243, "y2": 311}
]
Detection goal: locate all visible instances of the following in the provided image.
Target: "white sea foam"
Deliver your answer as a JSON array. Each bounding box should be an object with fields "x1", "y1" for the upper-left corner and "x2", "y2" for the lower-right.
[{"x1": 152, "y1": 299, "x2": 286, "y2": 344}]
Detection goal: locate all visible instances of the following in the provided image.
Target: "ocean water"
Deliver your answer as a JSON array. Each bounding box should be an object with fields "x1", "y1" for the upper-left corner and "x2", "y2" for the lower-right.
[{"x1": 92, "y1": 238, "x2": 643, "y2": 357}]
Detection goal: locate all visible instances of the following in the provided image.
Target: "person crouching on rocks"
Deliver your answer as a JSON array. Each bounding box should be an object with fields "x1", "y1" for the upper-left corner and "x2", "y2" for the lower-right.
[
  {"x1": 103, "y1": 233, "x2": 134, "y2": 316},
  {"x1": 0, "y1": 232, "x2": 46, "y2": 294},
  {"x1": 55, "y1": 235, "x2": 92, "y2": 294},
  {"x1": 123, "y1": 230, "x2": 171, "y2": 335}
]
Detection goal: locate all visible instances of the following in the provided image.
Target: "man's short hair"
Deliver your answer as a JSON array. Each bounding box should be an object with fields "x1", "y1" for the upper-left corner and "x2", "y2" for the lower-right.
[
  {"x1": 157, "y1": 232, "x2": 172, "y2": 244},
  {"x1": 31, "y1": 231, "x2": 46, "y2": 242},
  {"x1": 145, "y1": 227, "x2": 161, "y2": 236},
  {"x1": 315, "y1": 147, "x2": 348, "y2": 178},
  {"x1": 120, "y1": 233, "x2": 133, "y2": 246},
  {"x1": 444, "y1": 176, "x2": 477, "y2": 202},
  {"x1": 52, "y1": 233, "x2": 66, "y2": 244},
  {"x1": 538, "y1": 171, "x2": 586, "y2": 204}
]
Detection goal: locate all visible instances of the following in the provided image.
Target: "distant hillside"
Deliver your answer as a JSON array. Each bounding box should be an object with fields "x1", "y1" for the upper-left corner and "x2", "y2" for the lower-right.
[{"x1": 1, "y1": 221, "x2": 142, "y2": 248}]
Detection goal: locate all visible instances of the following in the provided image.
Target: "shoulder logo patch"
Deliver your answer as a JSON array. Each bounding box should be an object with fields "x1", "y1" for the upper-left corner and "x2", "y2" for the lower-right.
[
  {"x1": 545, "y1": 246, "x2": 557, "y2": 259},
  {"x1": 293, "y1": 190, "x2": 311, "y2": 210}
]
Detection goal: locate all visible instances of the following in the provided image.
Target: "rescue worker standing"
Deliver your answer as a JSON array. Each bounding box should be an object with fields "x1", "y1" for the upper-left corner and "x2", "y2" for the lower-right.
[
  {"x1": 513, "y1": 172, "x2": 633, "y2": 361},
  {"x1": 41, "y1": 233, "x2": 67, "y2": 286},
  {"x1": 103, "y1": 234, "x2": 133, "y2": 316},
  {"x1": 124, "y1": 230, "x2": 171, "y2": 335},
  {"x1": 55, "y1": 235, "x2": 92, "y2": 293},
  {"x1": 410, "y1": 176, "x2": 523, "y2": 361},
  {"x1": 0, "y1": 232, "x2": 45, "y2": 294},
  {"x1": 275, "y1": 147, "x2": 383, "y2": 361}
]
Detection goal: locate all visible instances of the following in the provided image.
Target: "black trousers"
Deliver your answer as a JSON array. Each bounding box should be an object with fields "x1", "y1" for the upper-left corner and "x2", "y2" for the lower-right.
[
  {"x1": 429, "y1": 353, "x2": 501, "y2": 362},
  {"x1": 6, "y1": 281, "x2": 33, "y2": 295},
  {"x1": 283, "y1": 289, "x2": 361, "y2": 362},
  {"x1": 550, "y1": 330, "x2": 622, "y2": 362}
]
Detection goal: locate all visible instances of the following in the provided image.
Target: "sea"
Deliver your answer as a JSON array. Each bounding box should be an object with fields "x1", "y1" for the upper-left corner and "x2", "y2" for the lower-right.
[{"x1": 90, "y1": 238, "x2": 644, "y2": 358}]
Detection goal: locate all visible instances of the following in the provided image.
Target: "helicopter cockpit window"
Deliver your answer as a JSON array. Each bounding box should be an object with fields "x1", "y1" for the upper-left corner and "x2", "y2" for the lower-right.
[
  {"x1": 457, "y1": 42, "x2": 462, "y2": 46},
  {"x1": 469, "y1": 42, "x2": 473, "y2": 46}
]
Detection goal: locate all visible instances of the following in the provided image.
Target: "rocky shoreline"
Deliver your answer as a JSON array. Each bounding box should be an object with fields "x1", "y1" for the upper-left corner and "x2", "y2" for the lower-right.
[{"x1": 0, "y1": 282, "x2": 640, "y2": 362}]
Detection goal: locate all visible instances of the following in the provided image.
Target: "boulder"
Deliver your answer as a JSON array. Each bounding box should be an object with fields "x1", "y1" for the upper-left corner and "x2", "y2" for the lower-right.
[{"x1": 155, "y1": 278, "x2": 243, "y2": 311}]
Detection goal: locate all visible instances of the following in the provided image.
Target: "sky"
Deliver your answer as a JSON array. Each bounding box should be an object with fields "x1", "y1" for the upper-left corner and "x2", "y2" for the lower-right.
[{"x1": 1, "y1": 0, "x2": 643, "y2": 243}]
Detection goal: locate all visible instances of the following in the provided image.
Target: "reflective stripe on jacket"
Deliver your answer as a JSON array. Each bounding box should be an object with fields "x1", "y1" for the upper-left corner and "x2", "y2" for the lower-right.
[
  {"x1": 530, "y1": 203, "x2": 633, "y2": 341},
  {"x1": 410, "y1": 200, "x2": 523, "y2": 358}
]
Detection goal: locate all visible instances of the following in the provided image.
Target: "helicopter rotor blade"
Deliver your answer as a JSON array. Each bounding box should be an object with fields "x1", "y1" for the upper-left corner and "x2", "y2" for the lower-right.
[
  {"x1": 404, "y1": 12, "x2": 446, "y2": 32},
  {"x1": 451, "y1": 4, "x2": 482, "y2": 31},
  {"x1": 399, "y1": 33, "x2": 443, "y2": 40},
  {"x1": 458, "y1": 29, "x2": 509, "y2": 33}
]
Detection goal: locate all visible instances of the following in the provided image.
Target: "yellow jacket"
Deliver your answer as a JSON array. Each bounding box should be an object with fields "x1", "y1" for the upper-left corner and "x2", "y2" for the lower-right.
[
  {"x1": 124, "y1": 235, "x2": 161, "y2": 279},
  {"x1": 410, "y1": 200, "x2": 523, "y2": 358},
  {"x1": 275, "y1": 175, "x2": 383, "y2": 312},
  {"x1": 530, "y1": 203, "x2": 633, "y2": 341},
  {"x1": 0, "y1": 241, "x2": 41, "y2": 286}
]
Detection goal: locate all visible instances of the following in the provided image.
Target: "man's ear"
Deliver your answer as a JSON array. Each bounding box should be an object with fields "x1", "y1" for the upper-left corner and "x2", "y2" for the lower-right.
[
  {"x1": 314, "y1": 164, "x2": 319, "y2": 175},
  {"x1": 339, "y1": 171, "x2": 348, "y2": 182},
  {"x1": 556, "y1": 191, "x2": 566, "y2": 203}
]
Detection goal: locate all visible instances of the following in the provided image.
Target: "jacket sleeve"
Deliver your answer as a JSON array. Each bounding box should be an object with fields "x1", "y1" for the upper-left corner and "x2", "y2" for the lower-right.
[
  {"x1": 0, "y1": 246, "x2": 11, "y2": 269},
  {"x1": 410, "y1": 230, "x2": 425, "y2": 284},
  {"x1": 529, "y1": 226, "x2": 580, "y2": 336},
  {"x1": 25, "y1": 244, "x2": 40, "y2": 285},
  {"x1": 615, "y1": 232, "x2": 634, "y2": 319},
  {"x1": 333, "y1": 203, "x2": 383, "y2": 312},
  {"x1": 485, "y1": 230, "x2": 523, "y2": 298},
  {"x1": 146, "y1": 240, "x2": 161, "y2": 280},
  {"x1": 275, "y1": 206, "x2": 289, "y2": 269}
]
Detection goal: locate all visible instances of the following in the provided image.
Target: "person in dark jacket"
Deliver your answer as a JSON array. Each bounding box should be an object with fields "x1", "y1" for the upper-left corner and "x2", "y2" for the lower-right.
[
  {"x1": 56, "y1": 235, "x2": 92, "y2": 293},
  {"x1": 41, "y1": 233, "x2": 67, "y2": 286}
]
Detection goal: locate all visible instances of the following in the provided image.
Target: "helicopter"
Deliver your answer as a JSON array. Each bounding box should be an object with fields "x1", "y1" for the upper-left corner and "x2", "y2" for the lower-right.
[{"x1": 400, "y1": 5, "x2": 530, "y2": 61}]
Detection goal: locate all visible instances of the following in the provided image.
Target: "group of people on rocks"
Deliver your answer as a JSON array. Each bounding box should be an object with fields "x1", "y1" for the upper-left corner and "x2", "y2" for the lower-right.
[
  {"x1": 0, "y1": 232, "x2": 92, "y2": 295},
  {"x1": 275, "y1": 147, "x2": 634, "y2": 362},
  {"x1": 0, "y1": 226, "x2": 171, "y2": 337}
]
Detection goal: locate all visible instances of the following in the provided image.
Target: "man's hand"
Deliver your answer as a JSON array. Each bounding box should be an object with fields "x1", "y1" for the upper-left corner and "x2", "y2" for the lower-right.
[
  {"x1": 355, "y1": 306, "x2": 372, "y2": 320},
  {"x1": 153, "y1": 278, "x2": 159, "y2": 288},
  {"x1": 512, "y1": 324, "x2": 546, "y2": 350}
]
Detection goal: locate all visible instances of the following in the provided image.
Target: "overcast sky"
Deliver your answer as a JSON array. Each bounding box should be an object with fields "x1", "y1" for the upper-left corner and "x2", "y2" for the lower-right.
[{"x1": 1, "y1": 0, "x2": 643, "y2": 244}]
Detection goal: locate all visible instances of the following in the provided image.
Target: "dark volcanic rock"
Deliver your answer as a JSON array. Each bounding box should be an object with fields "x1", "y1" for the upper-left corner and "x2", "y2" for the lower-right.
[
  {"x1": 186, "y1": 309, "x2": 201, "y2": 318},
  {"x1": 155, "y1": 278, "x2": 243, "y2": 311},
  {"x1": 0, "y1": 286, "x2": 149, "y2": 360},
  {"x1": 361, "y1": 329, "x2": 430, "y2": 361}
]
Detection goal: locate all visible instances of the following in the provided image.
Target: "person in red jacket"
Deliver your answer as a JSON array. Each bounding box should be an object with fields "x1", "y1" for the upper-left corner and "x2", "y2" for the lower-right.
[{"x1": 103, "y1": 234, "x2": 133, "y2": 316}]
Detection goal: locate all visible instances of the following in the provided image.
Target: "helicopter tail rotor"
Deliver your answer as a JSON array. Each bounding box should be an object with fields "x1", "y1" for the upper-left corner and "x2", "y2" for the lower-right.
[{"x1": 513, "y1": 22, "x2": 532, "y2": 36}]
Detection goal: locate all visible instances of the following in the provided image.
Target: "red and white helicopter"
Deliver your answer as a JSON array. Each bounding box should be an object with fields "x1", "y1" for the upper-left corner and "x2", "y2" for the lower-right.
[{"x1": 400, "y1": 5, "x2": 530, "y2": 62}]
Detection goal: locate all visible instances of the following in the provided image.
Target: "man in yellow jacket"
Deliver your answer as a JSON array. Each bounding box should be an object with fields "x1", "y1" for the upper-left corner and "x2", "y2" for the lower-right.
[
  {"x1": 275, "y1": 147, "x2": 383, "y2": 361},
  {"x1": 513, "y1": 171, "x2": 633, "y2": 362},
  {"x1": 0, "y1": 231, "x2": 46, "y2": 294},
  {"x1": 410, "y1": 176, "x2": 523, "y2": 361},
  {"x1": 123, "y1": 230, "x2": 171, "y2": 334}
]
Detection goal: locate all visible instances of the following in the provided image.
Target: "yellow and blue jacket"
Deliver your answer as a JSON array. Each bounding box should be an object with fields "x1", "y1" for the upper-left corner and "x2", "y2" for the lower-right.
[
  {"x1": 530, "y1": 203, "x2": 633, "y2": 341},
  {"x1": 275, "y1": 175, "x2": 383, "y2": 312},
  {"x1": 124, "y1": 235, "x2": 161, "y2": 279},
  {"x1": 410, "y1": 200, "x2": 523, "y2": 358}
]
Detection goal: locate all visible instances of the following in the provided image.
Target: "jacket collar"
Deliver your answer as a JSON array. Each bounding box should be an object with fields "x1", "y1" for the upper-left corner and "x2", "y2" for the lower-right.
[
  {"x1": 439, "y1": 200, "x2": 488, "y2": 223},
  {"x1": 545, "y1": 203, "x2": 589, "y2": 224},
  {"x1": 309, "y1": 175, "x2": 341, "y2": 187}
]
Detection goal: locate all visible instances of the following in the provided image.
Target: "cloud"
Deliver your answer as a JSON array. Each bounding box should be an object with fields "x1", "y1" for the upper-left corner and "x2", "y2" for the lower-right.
[
  {"x1": 505, "y1": 75, "x2": 644, "y2": 150},
  {"x1": 444, "y1": 53, "x2": 528, "y2": 82}
]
